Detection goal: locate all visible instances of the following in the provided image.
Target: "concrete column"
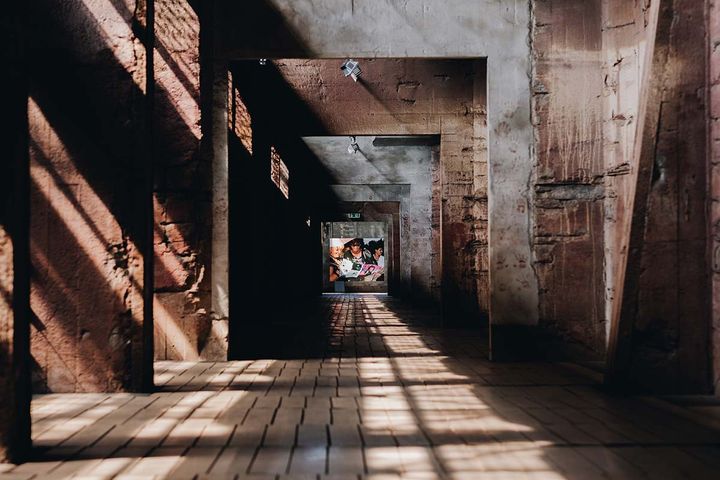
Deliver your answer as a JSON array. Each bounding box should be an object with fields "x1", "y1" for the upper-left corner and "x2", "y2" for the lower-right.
[
  {"x1": 200, "y1": 1, "x2": 229, "y2": 355},
  {"x1": 708, "y1": 0, "x2": 720, "y2": 396},
  {"x1": 0, "y1": 113, "x2": 31, "y2": 462},
  {"x1": 211, "y1": 62, "x2": 230, "y2": 324},
  {"x1": 0, "y1": 2, "x2": 31, "y2": 459},
  {"x1": 487, "y1": 50, "x2": 540, "y2": 359}
]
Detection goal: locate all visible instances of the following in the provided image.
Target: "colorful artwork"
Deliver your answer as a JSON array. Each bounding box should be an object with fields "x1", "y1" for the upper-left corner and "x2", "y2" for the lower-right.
[{"x1": 329, "y1": 237, "x2": 385, "y2": 282}]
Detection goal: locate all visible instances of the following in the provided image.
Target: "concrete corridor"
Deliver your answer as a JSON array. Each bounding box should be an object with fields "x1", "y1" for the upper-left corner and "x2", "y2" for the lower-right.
[{"x1": 7, "y1": 295, "x2": 720, "y2": 479}]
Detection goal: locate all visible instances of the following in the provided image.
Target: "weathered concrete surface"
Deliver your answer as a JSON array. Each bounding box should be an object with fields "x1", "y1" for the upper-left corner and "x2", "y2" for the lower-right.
[
  {"x1": 708, "y1": 0, "x2": 720, "y2": 395},
  {"x1": 0, "y1": 225, "x2": 21, "y2": 461},
  {"x1": 216, "y1": 0, "x2": 537, "y2": 328},
  {"x1": 531, "y1": 0, "x2": 606, "y2": 352},
  {"x1": 0, "y1": 1, "x2": 31, "y2": 460},
  {"x1": 209, "y1": 60, "x2": 229, "y2": 354},
  {"x1": 602, "y1": 1, "x2": 649, "y2": 342},
  {"x1": 27, "y1": 0, "x2": 150, "y2": 392},
  {"x1": 302, "y1": 136, "x2": 437, "y2": 299},
  {"x1": 601, "y1": 0, "x2": 656, "y2": 381},
  {"x1": 153, "y1": 0, "x2": 227, "y2": 361},
  {"x1": 603, "y1": 0, "x2": 711, "y2": 393},
  {"x1": 631, "y1": 0, "x2": 709, "y2": 392}
]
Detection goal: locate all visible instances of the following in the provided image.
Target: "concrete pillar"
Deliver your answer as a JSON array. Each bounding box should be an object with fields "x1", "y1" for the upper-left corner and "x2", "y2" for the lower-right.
[
  {"x1": 27, "y1": 0, "x2": 151, "y2": 393},
  {"x1": 211, "y1": 62, "x2": 230, "y2": 325},
  {"x1": 0, "y1": 2, "x2": 31, "y2": 459},
  {"x1": 709, "y1": 0, "x2": 720, "y2": 396},
  {"x1": 200, "y1": 0, "x2": 230, "y2": 356},
  {"x1": 487, "y1": 46, "x2": 540, "y2": 359}
]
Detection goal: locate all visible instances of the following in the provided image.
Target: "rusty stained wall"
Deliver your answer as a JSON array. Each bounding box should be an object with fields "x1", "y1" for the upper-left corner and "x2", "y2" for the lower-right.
[
  {"x1": 152, "y1": 0, "x2": 224, "y2": 361},
  {"x1": 531, "y1": 0, "x2": 606, "y2": 352},
  {"x1": 531, "y1": 0, "x2": 711, "y2": 378},
  {"x1": 707, "y1": 0, "x2": 720, "y2": 396},
  {"x1": 27, "y1": 0, "x2": 149, "y2": 392},
  {"x1": 711, "y1": 0, "x2": 720, "y2": 396},
  {"x1": 631, "y1": 0, "x2": 709, "y2": 393},
  {"x1": 601, "y1": 0, "x2": 648, "y2": 346},
  {"x1": 271, "y1": 59, "x2": 488, "y2": 321},
  {"x1": 601, "y1": 0, "x2": 711, "y2": 392}
]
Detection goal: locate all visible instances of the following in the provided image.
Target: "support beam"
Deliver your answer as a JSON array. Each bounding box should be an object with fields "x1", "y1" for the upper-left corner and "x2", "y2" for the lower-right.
[
  {"x1": 0, "y1": 2, "x2": 31, "y2": 461},
  {"x1": 201, "y1": 0, "x2": 230, "y2": 358},
  {"x1": 142, "y1": 0, "x2": 155, "y2": 392},
  {"x1": 210, "y1": 63, "x2": 229, "y2": 325},
  {"x1": 487, "y1": 52, "x2": 539, "y2": 360},
  {"x1": 605, "y1": 0, "x2": 669, "y2": 387},
  {"x1": 710, "y1": 0, "x2": 720, "y2": 396}
]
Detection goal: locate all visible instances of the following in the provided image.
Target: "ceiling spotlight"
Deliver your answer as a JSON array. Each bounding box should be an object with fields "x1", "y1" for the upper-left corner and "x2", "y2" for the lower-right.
[
  {"x1": 348, "y1": 136, "x2": 360, "y2": 154},
  {"x1": 340, "y1": 59, "x2": 361, "y2": 81},
  {"x1": 259, "y1": 58, "x2": 267, "y2": 66}
]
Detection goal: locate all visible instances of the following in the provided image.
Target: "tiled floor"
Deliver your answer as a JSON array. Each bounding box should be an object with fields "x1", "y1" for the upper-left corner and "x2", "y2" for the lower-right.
[{"x1": 4, "y1": 295, "x2": 720, "y2": 479}]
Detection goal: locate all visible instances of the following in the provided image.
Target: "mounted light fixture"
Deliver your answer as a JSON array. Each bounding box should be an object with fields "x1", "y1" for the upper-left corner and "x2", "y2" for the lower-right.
[
  {"x1": 348, "y1": 136, "x2": 360, "y2": 154},
  {"x1": 340, "y1": 59, "x2": 361, "y2": 81},
  {"x1": 259, "y1": 58, "x2": 267, "y2": 66}
]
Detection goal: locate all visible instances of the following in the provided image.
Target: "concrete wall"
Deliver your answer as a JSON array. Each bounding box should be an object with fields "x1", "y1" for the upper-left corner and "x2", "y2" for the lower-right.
[
  {"x1": 598, "y1": 0, "x2": 710, "y2": 393},
  {"x1": 22, "y1": 0, "x2": 227, "y2": 374},
  {"x1": 708, "y1": 0, "x2": 720, "y2": 395},
  {"x1": 531, "y1": 0, "x2": 606, "y2": 352},
  {"x1": 152, "y1": 0, "x2": 228, "y2": 361},
  {"x1": 601, "y1": 0, "x2": 648, "y2": 351},
  {"x1": 26, "y1": 0, "x2": 151, "y2": 392},
  {"x1": 0, "y1": 1, "x2": 31, "y2": 460},
  {"x1": 630, "y1": 0, "x2": 709, "y2": 393},
  {"x1": 302, "y1": 136, "x2": 437, "y2": 298},
  {"x1": 216, "y1": 0, "x2": 535, "y2": 330},
  {"x1": 531, "y1": 0, "x2": 712, "y2": 386}
]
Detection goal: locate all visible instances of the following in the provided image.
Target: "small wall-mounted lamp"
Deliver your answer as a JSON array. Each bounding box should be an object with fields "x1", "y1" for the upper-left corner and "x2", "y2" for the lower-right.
[{"x1": 340, "y1": 59, "x2": 361, "y2": 81}]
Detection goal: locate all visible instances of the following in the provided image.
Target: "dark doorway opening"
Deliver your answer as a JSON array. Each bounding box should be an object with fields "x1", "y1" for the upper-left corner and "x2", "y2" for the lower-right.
[{"x1": 323, "y1": 220, "x2": 390, "y2": 294}]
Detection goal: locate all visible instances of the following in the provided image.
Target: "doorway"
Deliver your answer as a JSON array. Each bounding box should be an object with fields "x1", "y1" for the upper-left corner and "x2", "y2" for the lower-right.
[{"x1": 322, "y1": 221, "x2": 389, "y2": 294}]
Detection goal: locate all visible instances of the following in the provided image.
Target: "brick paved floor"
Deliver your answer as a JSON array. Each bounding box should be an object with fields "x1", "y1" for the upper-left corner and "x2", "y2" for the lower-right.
[{"x1": 4, "y1": 294, "x2": 720, "y2": 479}]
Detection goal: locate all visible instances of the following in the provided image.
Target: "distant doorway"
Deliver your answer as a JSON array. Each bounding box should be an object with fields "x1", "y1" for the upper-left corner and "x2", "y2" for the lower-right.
[{"x1": 322, "y1": 221, "x2": 389, "y2": 293}]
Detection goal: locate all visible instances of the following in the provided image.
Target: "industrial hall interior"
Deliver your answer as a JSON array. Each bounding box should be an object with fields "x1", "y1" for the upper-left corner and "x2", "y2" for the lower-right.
[{"x1": 3, "y1": 0, "x2": 720, "y2": 478}]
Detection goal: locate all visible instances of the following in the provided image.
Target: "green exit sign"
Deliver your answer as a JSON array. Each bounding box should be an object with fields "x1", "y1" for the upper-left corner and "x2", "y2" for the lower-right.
[{"x1": 346, "y1": 213, "x2": 361, "y2": 219}]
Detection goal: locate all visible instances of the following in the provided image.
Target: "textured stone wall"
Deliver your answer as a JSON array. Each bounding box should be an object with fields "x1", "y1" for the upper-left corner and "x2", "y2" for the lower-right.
[
  {"x1": 531, "y1": 0, "x2": 711, "y2": 385},
  {"x1": 600, "y1": 0, "x2": 710, "y2": 393},
  {"x1": 152, "y1": 0, "x2": 224, "y2": 360},
  {"x1": 531, "y1": 0, "x2": 606, "y2": 352},
  {"x1": 630, "y1": 0, "x2": 709, "y2": 393},
  {"x1": 708, "y1": 0, "x2": 720, "y2": 395},
  {"x1": 601, "y1": 0, "x2": 648, "y2": 350},
  {"x1": 27, "y1": 0, "x2": 150, "y2": 392}
]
